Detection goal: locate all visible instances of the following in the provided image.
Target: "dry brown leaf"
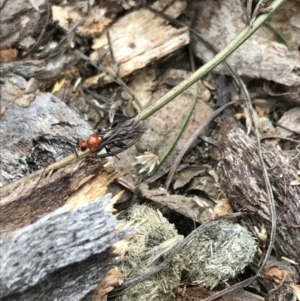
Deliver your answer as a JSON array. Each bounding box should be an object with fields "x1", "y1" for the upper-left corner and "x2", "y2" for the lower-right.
[
  {"x1": 210, "y1": 199, "x2": 234, "y2": 218},
  {"x1": 173, "y1": 165, "x2": 206, "y2": 190},
  {"x1": 138, "y1": 183, "x2": 213, "y2": 223},
  {"x1": 244, "y1": 107, "x2": 275, "y2": 135},
  {"x1": 187, "y1": 175, "x2": 220, "y2": 201},
  {"x1": 275, "y1": 107, "x2": 300, "y2": 137},
  {"x1": 265, "y1": 267, "x2": 290, "y2": 284},
  {"x1": 263, "y1": 258, "x2": 300, "y2": 301},
  {"x1": 255, "y1": 103, "x2": 270, "y2": 116},
  {"x1": 0, "y1": 48, "x2": 18, "y2": 63}
]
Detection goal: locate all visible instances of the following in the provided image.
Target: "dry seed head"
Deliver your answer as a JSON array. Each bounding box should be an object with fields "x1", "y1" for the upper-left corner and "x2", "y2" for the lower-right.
[{"x1": 133, "y1": 152, "x2": 160, "y2": 175}]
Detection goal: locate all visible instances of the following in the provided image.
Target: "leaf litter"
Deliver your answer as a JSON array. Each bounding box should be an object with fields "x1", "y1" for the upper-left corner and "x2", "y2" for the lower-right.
[{"x1": 1, "y1": 0, "x2": 300, "y2": 300}]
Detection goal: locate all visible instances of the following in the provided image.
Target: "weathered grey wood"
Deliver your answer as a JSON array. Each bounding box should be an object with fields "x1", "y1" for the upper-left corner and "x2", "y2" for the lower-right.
[
  {"x1": 0, "y1": 55, "x2": 79, "y2": 80},
  {"x1": 0, "y1": 76, "x2": 92, "y2": 186},
  {"x1": 188, "y1": 0, "x2": 300, "y2": 87},
  {"x1": 0, "y1": 0, "x2": 47, "y2": 49},
  {"x1": 85, "y1": 6, "x2": 189, "y2": 87},
  {"x1": 218, "y1": 128, "x2": 300, "y2": 272},
  {"x1": 0, "y1": 194, "x2": 130, "y2": 301},
  {"x1": 0, "y1": 73, "x2": 126, "y2": 301},
  {"x1": 0, "y1": 159, "x2": 116, "y2": 237}
]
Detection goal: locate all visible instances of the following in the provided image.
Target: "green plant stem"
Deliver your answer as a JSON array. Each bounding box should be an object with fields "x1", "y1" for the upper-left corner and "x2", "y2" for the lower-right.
[
  {"x1": 265, "y1": 21, "x2": 291, "y2": 50},
  {"x1": 150, "y1": 84, "x2": 198, "y2": 176},
  {"x1": 136, "y1": 0, "x2": 286, "y2": 121}
]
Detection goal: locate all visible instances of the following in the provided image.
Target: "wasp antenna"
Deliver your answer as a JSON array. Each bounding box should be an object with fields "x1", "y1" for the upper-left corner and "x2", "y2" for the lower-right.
[{"x1": 104, "y1": 145, "x2": 114, "y2": 157}]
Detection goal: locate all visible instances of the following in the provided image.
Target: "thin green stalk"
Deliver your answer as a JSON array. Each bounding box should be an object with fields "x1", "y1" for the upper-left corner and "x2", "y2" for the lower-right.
[
  {"x1": 136, "y1": 0, "x2": 286, "y2": 121},
  {"x1": 150, "y1": 84, "x2": 199, "y2": 176},
  {"x1": 265, "y1": 21, "x2": 291, "y2": 50},
  {"x1": 246, "y1": 0, "x2": 253, "y2": 23}
]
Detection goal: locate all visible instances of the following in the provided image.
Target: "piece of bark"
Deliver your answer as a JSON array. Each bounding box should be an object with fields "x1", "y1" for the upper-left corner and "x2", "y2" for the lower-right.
[
  {"x1": 91, "y1": 267, "x2": 122, "y2": 301},
  {"x1": 173, "y1": 164, "x2": 207, "y2": 190},
  {"x1": 0, "y1": 158, "x2": 120, "y2": 237},
  {"x1": 187, "y1": 0, "x2": 300, "y2": 86},
  {"x1": 0, "y1": 55, "x2": 79, "y2": 82},
  {"x1": 0, "y1": 0, "x2": 48, "y2": 49},
  {"x1": 0, "y1": 194, "x2": 129, "y2": 301},
  {"x1": 218, "y1": 128, "x2": 300, "y2": 272},
  {"x1": 275, "y1": 107, "x2": 300, "y2": 138},
  {"x1": 85, "y1": 5, "x2": 189, "y2": 87},
  {"x1": 52, "y1": 1, "x2": 122, "y2": 39},
  {"x1": 0, "y1": 76, "x2": 92, "y2": 186},
  {"x1": 0, "y1": 76, "x2": 127, "y2": 300}
]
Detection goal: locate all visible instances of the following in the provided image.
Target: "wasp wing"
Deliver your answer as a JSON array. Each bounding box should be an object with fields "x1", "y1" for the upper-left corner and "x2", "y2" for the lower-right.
[{"x1": 96, "y1": 119, "x2": 147, "y2": 152}]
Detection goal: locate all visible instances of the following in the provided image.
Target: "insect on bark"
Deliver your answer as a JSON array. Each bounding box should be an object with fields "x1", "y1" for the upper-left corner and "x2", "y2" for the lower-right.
[{"x1": 76, "y1": 119, "x2": 147, "y2": 158}]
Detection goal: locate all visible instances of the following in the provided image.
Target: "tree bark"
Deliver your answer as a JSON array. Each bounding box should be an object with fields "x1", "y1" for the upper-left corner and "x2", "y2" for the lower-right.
[
  {"x1": 0, "y1": 0, "x2": 48, "y2": 50},
  {"x1": 0, "y1": 194, "x2": 129, "y2": 301},
  {"x1": 218, "y1": 128, "x2": 300, "y2": 272},
  {"x1": 0, "y1": 68, "x2": 127, "y2": 301}
]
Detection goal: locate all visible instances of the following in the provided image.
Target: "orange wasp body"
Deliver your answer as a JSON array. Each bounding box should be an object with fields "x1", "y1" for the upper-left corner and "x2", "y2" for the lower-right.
[
  {"x1": 75, "y1": 119, "x2": 147, "y2": 158},
  {"x1": 76, "y1": 134, "x2": 103, "y2": 157}
]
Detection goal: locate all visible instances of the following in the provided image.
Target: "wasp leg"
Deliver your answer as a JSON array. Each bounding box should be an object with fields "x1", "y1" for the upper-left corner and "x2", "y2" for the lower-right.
[{"x1": 105, "y1": 145, "x2": 120, "y2": 160}]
